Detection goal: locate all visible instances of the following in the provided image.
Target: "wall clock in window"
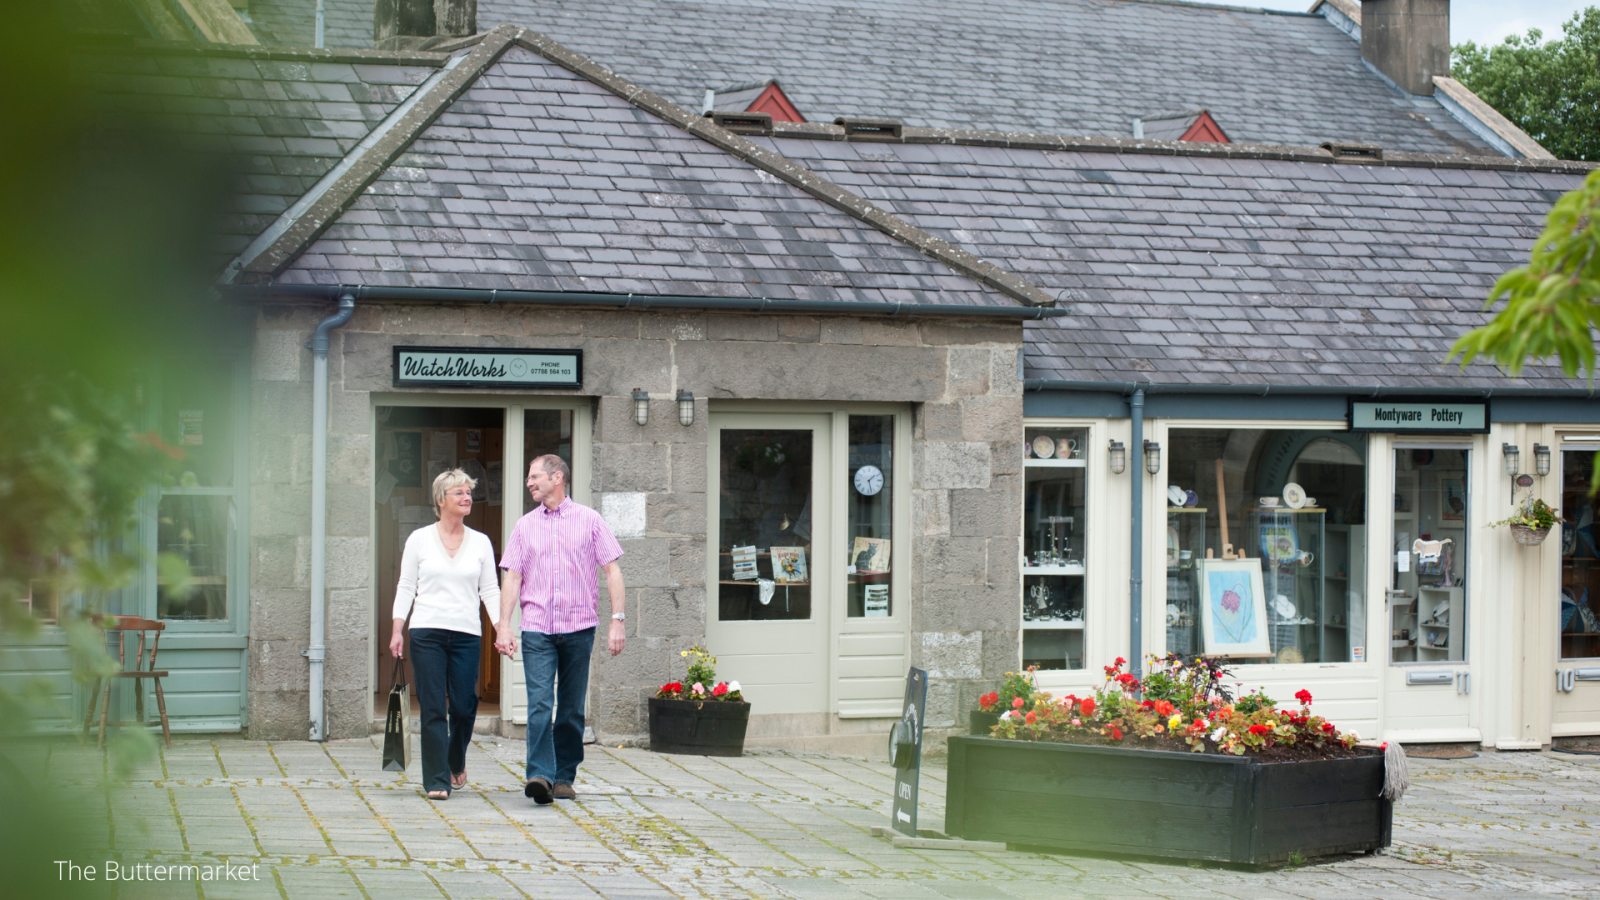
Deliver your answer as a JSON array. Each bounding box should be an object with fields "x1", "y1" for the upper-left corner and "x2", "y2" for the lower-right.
[{"x1": 854, "y1": 464, "x2": 884, "y2": 496}]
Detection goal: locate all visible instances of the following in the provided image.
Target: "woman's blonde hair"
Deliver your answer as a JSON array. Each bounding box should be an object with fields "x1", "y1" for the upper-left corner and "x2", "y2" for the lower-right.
[{"x1": 431, "y1": 468, "x2": 477, "y2": 517}]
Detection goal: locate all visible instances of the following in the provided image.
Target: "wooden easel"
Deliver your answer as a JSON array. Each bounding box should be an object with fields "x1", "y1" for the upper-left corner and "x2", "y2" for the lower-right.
[{"x1": 1204, "y1": 458, "x2": 1246, "y2": 561}]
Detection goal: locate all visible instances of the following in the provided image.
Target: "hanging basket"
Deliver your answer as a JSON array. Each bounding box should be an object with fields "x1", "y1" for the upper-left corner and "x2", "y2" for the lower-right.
[{"x1": 1509, "y1": 523, "x2": 1551, "y2": 546}]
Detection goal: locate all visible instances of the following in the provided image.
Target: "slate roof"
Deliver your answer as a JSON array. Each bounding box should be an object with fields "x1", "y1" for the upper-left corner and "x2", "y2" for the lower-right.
[
  {"x1": 244, "y1": 0, "x2": 1494, "y2": 156},
  {"x1": 756, "y1": 133, "x2": 1595, "y2": 389},
  {"x1": 77, "y1": 45, "x2": 438, "y2": 268},
  {"x1": 274, "y1": 43, "x2": 1012, "y2": 304}
]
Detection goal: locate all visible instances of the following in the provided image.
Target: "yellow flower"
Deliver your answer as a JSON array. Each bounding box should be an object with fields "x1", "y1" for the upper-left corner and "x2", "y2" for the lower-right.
[
  {"x1": 1168, "y1": 715, "x2": 1183, "y2": 730},
  {"x1": 1267, "y1": 721, "x2": 1278, "y2": 729}
]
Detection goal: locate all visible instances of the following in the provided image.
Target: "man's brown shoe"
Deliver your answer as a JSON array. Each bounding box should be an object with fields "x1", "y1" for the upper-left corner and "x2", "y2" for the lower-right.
[
  {"x1": 524, "y1": 777, "x2": 552, "y2": 805},
  {"x1": 552, "y1": 782, "x2": 576, "y2": 800}
]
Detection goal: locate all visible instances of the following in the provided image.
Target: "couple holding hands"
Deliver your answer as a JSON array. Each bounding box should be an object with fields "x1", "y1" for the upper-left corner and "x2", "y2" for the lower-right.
[{"x1": 389, "y1": 454, "x2": 626, "y2": 803}]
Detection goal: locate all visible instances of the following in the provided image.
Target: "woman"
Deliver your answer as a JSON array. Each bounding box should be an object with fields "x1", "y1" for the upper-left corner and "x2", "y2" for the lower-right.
[{"x1": 390, "y1": 468, "x2": 502, "y2": 800}]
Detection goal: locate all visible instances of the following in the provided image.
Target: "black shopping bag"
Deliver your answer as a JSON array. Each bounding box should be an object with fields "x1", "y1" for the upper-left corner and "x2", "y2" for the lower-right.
[{"x1": 382, "y1": 659, "x2": 410, "y2": 772}]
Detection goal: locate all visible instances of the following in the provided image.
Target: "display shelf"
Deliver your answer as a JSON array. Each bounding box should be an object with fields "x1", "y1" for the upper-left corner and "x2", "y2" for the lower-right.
[
  {"x1": 1024, "y1": 564, "x2": 1085, "y2": 577},
  {"x1": 1022, "y1": 620, "x2": 1085, "y2": 631},
  {"x1": 1026, "y1": 458, "x2": 1087, "y2": 468}
]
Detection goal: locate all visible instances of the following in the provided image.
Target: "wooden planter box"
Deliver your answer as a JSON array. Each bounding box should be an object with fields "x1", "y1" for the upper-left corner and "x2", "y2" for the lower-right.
[
  {"x1": 946, "y1": 736, "x2": 1391, "y2": 865},
  {"x1": 647, "y1": 697, "x2": 750, "y2": 757}
]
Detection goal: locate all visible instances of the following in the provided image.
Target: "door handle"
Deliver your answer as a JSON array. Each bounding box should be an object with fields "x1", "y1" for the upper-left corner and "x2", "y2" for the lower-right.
[{"x1": 1456, "y1": 671, "x2": 1470, "y2": 695}]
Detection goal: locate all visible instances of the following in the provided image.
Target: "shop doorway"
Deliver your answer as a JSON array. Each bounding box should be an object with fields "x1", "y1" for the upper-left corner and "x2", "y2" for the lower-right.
[
  {"x1": 1555, "y1": 440, "x2": 1600, "y2": 736},
  {"x1": 1386, "y1": 445, "x2": 1475, "y2": 740},
  {"x1": 706, "y1": 413, "x2": 832, "y2": 717},
  {"x1": 375, "y1": 406, "x2": 506, "y2": 705}
]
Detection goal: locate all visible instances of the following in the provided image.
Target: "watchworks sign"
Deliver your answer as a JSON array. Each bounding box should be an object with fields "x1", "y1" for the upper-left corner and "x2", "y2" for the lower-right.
[
  {"x1": 1348, "y1": 400, "x2": 1488, "y2": 434},
  {"x1": 392, "y1": 347, "x2": 582, "y2": 389}
]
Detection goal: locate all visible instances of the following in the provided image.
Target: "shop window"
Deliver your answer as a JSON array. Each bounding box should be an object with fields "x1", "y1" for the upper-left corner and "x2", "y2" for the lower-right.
[
  {"x1": 1166, "y1": 429, "x2": 1367, "y2": 665},
  {"x1": 1390, "y1": 448, "x2": 1468, "y2": 664},
  {"x1": 156, "y1": 494, "x2": 231, "y2": 620},
  {"x1": 1560, "y1": 447, "x2": 1600, "y2": 660},
  {"x1": 1024, "y1": 426, "x2": 1088, "y2": 670},
  {"x1": 717, "y1": 429, "x2": 813, "y2": 620},
  {"x1": 846, "y1": 416, "x2": 893, "y2": 617}
]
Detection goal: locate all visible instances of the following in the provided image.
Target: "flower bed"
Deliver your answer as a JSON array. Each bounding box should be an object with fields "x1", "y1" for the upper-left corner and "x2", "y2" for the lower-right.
[
  {"x1": 947, "y1": 656, "x2": 1391, "y2": 864},
  {"x1": 649, "y1": 646, "x2": 750, "y2": 756}
]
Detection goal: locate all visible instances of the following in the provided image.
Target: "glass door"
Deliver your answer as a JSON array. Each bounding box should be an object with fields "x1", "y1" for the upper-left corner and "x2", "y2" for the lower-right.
[
  {"x1": 1386, "y1": 445, "x2": 1474, "y2": 739},
  {"x1": 707, "y1": 413, "x2": 831, "y2": 716},
  {"x1": 1556, "y1": 442, "x2": 1600, "y2": 735}
]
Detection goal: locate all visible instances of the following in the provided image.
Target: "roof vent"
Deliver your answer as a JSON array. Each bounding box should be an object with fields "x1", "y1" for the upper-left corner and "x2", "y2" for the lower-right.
[
  {"x1": 1321, "y1": 141, "x2": 1383, "y2": 160},
  {"x1": 834, "y1": 116, "x2": 904, "y2": 141},
  {"x1": 707, "y1": 110, "x2": 774, "y2": 136}
]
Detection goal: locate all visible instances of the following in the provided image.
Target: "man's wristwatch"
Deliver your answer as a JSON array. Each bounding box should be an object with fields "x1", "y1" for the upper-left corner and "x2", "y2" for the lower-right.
[{"x1": 612, "y1": 612, "x2": 626, "y2": 621}]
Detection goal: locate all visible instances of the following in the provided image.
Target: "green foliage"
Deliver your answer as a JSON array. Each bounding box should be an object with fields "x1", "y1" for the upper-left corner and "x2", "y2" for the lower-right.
[
  {"x1": 1490, "y1": 496, "x2": 1559, "y2": 530},
  {"x1": 1452, "y1": 9, "x2": 1600, "y2": 162},
  {"x1": 1450, "y1": 169, "x2": 1600, "y2": 380},
  {"x1": 1233, "y1": 689, "x2": 1277, "y2": 716},
  {"x1": 977, "y1": 667, "x2": 1038, "y2": 712}
]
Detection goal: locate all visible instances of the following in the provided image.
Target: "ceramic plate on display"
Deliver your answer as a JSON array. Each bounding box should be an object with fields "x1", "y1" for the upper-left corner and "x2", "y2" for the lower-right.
[
  {"x1": 1282, "y1": 483, "x2": 1307, "y2": 509},
  {"x1": 1167, "y1": 484, "x2": 1187, "y2": 507},
  {"x1": 1185, "y1": 490, "x2": 1199, "y2": 507},
  {"x1": 1031, "y1": 435, "x2": 1055, "y2": 460},
  {"x1": 1024, "y1": 441, "x2": 1032, "y2": 459}
]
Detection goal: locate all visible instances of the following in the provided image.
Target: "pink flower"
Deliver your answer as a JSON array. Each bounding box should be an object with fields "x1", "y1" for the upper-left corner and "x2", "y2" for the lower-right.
[
  {"x1": 1012, "y1": 696, "x2": 1025, "y2": 709},
  {"x1": 1221, "y1": 589, "x2": 1241, "y2": 613},
  {"x1": 692, "y1": 682, "x2": 705, "y2": 695}
]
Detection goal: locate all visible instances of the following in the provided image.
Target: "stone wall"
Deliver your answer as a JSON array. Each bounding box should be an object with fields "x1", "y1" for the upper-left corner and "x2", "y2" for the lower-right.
[{"x1": 247, "y1": 301, "x2": 1022, "y2": 741}]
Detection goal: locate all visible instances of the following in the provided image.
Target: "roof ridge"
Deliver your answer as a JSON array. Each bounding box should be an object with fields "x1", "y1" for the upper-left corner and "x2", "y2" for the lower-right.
[
  {"x1": 762, "y1": 122, "x2": 1598, "y2": 175},
  {"x1": 224, "y1": 22, "x2": 1055, "y2": 307}
]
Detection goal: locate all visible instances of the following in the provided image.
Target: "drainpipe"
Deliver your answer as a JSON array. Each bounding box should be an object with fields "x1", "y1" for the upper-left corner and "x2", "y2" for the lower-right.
[
  {"x1": 1129, "y1": 389, "x2": 1145, "y2": 680},
  {"x1": 305, "y1": 294, "x2": 355, "y2": 741}
]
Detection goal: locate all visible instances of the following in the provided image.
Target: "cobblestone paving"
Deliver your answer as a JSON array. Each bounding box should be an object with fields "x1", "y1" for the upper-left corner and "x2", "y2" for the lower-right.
[{"x1": 29, "y1": 737, "x2": 1600, "y2": 898}]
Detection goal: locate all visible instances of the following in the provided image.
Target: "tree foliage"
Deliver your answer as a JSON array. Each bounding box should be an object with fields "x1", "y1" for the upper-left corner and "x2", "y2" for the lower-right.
[{"x1": 1451, "y1": 8, "x2": 1600, "y2": 162}]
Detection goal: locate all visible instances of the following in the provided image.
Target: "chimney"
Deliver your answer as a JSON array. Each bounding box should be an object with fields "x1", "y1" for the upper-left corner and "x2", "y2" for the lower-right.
[
  {"x1": 1360, "y1": 0, "x2": 1450, "y2": 96},
  {"x1": 374, "y1": 0, "x2": 476, "y2": 51}
]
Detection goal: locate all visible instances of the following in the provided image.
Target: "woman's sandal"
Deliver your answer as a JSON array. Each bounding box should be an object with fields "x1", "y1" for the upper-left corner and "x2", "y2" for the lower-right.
[
  {"x1": 427, "y1": 789, "x2": 449, "y2": 800},
  {"x1": 452, "y1": 770, "x2": 467, "y2": 789}
]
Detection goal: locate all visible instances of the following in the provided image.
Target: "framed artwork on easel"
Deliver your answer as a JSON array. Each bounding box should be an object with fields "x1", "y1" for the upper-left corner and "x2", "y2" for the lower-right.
[{"x1": 1198, "y1": 558, "x2": 1271, "y2": 657}]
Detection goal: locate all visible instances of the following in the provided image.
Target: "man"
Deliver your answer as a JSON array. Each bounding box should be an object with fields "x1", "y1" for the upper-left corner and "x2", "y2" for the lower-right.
[{"x1": 495, "y1": 454, "x2": 626, "y2": 804}]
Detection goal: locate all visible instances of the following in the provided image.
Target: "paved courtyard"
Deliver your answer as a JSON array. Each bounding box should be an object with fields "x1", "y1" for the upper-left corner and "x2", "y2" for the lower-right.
[{"x1": 26, "y1": 735, "x2": 1600, "y2": 899}]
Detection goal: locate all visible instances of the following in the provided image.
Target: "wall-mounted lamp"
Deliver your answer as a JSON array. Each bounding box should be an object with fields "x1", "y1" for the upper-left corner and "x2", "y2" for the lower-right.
[
  {"x1": 1143, "y1": 440, "x2": 1162, "y2": 476},
  {"x1": 632, "y1": 389, "x2": 650, "y2": 427},
  {"x1": 1502, "y1": 443, "x2": 1520, "y2": 477},
  {"x1": 1108, "y1": 440, "x2": 1126, "y2": 475},
  {"x1": 1534, "y1": 443, "x2": 1552, "y2": 476},
  {"x1": 676, "y1": 389, "x2": 695, "y2": 427}
]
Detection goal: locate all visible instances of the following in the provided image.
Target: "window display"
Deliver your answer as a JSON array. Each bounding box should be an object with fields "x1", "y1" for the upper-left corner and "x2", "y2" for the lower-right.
[
  {"x1": 1167, "y1": 429, "x2": 1367, "y2": 664},
  {"x1": 718, "y1": 429, "x2": 813, "y2": 620},
  {"x1": 1561, "y1": 446, "x2": 1600, "y2": 660},
  {"x1": 847, "y1": 416, "x2": 894, "y2": 617},
  {"x1": 1023, "y1": 426, "x2": 1088, "y2": 670}
]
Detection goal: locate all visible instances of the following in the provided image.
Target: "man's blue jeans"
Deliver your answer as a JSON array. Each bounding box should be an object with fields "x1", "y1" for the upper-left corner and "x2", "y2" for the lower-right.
[
  {"x1": 520, "y1": 627, "x2": 594, "y2": 785},
  {"x1": 409, "y1": 627, "x2": 480, "y2": 795}
]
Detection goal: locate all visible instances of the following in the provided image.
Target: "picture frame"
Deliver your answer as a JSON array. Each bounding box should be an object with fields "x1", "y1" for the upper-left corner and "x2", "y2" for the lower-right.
[
  {"x1": 1198, "y1": 559, "x2": 1272, "y2": 657},
  {"x1": 771, "y1": 546, "x2": 808, "y2": 584},
  {"x1": 1439, "y1": 477, "x2": 1466, "y2": 521},
  {"x1": 851, "y1": 537, "x2": 891, "y2": 574}
]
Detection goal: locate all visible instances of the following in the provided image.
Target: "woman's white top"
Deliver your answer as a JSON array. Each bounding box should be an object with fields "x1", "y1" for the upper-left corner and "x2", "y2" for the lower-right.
[{"x1": 393, "y1": 523, "x2": 501, "y2": 636}]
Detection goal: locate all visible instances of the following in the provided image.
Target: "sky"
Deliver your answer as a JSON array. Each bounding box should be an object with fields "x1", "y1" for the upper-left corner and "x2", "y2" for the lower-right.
[{"x1": 1181, "y1": 0, "x2": 1592, "y2": 46}]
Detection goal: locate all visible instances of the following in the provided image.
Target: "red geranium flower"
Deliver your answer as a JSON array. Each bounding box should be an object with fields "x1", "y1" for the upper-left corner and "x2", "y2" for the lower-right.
[
  {"x1": 1248, "y1": 724, "x2": 1269, "y2": 736},
  {"x1": 712, "y1": 682, "x2": 729, "y2": 697},
  {"x1": 1153, "y1": 700, "x2": 1175, "y2": 717},
  {"x1": 1295, "y1": 689, "x2": 1313, "y2": 705},
  {"x1": 979, "y1": 691, "x2": 999, "y2": 711},
  {"x1": 1140, "y1": 700, "x2": 1155, "y2": 710},
  {"x1": 1114, "y1": 657, "x2": 1127, "y2": 667},
  {"x1": 1012, "y1": 696, "x2": 1025, "y2": 709},
  {"x1": 1116, "y1": 673, "x2": 1136, "y2": 685},
  {"x1": 1321, "y1": 722, "x2": 1336, "y2": 733},
  {"x1": 1025, "y1": 711, "x2": 1037, "y2": 725},
  {"x1": 660, "y1": 682, "x2": 683, "y2": 694},
  {"x1": 1109, "y1": 725, "x2": 1123, "y2": 740},
  {"x1": 1080, "y1": 697, "x2": 1096, "y2": 717}
]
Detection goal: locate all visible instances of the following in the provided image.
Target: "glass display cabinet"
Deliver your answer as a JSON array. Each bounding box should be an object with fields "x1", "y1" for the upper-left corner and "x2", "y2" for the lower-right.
[
  {"x1": 1165, "y1": 506, "x2": 1206, "y2": 657},
  {"x1": 1023, "y1": 426, "x2": 1087, "y2": 670},
  {"x1": 1251, "y1": 508, "x2": 1327, "y2": 665}
]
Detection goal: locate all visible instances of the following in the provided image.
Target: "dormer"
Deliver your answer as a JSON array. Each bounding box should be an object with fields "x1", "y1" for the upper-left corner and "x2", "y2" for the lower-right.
[{"x1": 705, "y1": 80, "x2": 806, "y2": 123}]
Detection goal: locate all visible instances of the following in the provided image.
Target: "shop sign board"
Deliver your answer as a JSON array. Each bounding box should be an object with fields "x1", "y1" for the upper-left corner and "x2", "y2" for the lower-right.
[
  {"x1": 1348, "y1": 400, "x2": 1488, "y2": 434},
  {"x1": 889, "y1": 667, "x2": 928, "y2": 837},
  {"x1": 392, "y1": 346, "x2": 582, "y2": 389}
]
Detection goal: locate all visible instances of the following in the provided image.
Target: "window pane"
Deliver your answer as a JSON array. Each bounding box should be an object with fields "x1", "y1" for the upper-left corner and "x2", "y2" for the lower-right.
[
  {"x1": 1391, "y1": 448, "x2": 1467, "y2": 664},
  {"x1": 718, "y1": 429, "x2": 812, "y2": 621},
  {"x1": 1167, "y1": 429, "x2": 1367, "y2": 665},
  {"x1": 1023, "y1": 426, "x2": 1088, "y2": 670},
  {"x1": 162, "y1": 359, "x2": 234, "y2": 488},
  {"x1": 524, "y1": 409, "x2": 573, "y2": 473},
  {"x1": 158, "y1": 494, "x2": 230, "y2": 620},
  {"x1": 1561, "y1": 448, "x2": 1600, "y2": 659},
  {"x1": 847, "y1": 416, "x2": 893, "y2": 617}
]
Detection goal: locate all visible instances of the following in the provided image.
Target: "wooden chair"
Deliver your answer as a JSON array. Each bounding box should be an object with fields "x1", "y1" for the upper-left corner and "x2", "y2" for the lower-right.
[{"x1": 82, "y1": 616, "x2": 171, "y2": 749}]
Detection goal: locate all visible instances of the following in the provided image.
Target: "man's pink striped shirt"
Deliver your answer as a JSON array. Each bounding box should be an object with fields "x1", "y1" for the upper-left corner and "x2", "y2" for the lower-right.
[{"x1": 500, "y1": 497, "x2": 624, "y2": 635}]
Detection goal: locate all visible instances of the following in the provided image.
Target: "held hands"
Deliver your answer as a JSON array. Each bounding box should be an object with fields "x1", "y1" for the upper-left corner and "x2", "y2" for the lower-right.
[{"x1": 494, "y1": 623, "x2": 517, "y2": 658}]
